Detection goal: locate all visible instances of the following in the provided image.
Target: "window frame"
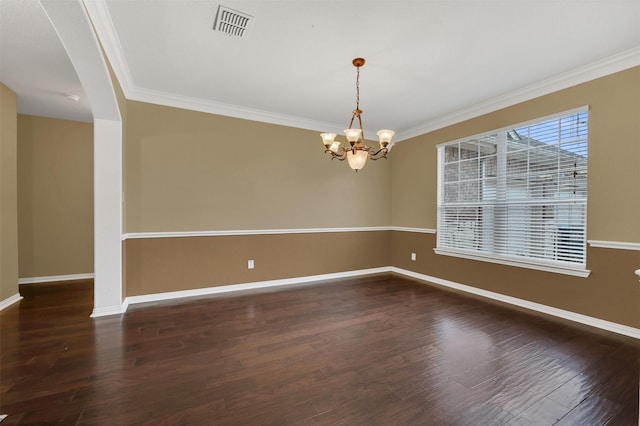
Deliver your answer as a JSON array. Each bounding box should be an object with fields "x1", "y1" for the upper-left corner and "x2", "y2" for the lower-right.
[{"x1": 434, "y1": 106, "x2": 591, "y2": 278}]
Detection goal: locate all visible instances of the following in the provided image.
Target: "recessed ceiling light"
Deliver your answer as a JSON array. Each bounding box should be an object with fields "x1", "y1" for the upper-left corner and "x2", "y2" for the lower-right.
[{"x1": 64, "y1": 93, "x2": 80, "y2": 102}]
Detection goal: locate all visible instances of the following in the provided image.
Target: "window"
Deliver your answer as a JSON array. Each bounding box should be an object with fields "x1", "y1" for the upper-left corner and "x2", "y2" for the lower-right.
[{"x1": 436, "y1": 107, "x2": 589, "y2": 277}]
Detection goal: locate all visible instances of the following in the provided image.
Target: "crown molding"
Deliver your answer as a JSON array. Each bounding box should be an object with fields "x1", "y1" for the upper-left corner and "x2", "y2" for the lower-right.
[
  {"x1": 126, "y1": 86, "x2": 341, "y2": 133},
  {"x1": 394, "y1": 46, "x2": 640, "y2": 142},
  {"x1": 81, "y1": 0, "x2": 135, "y2": 95},
  {"x1": 85, "y1": 0, "x2": 640, "y2": 141},
  {"x1": 82, "y1": 0, "x2": 342, "y2": 133}
]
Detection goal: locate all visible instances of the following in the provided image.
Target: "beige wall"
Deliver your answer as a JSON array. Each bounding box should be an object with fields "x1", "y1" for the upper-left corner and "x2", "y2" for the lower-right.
[
  {"x1": 122, "y1": 68, "x2": 639, "y2": 330},
  {"x1": 392, "y1": 66, "x2": 640, "y2": 241},
  {"x1": 123, "y1": 100, "x2": 392, "y2": 296},
  {"x1": 390, "y1": 66, "x2": 640, "y2": 328},
  {"x1": 0, "y1": 83, "x2": 18, "y2": 301},
  {"x1": 17, "y1": 115, "x2": 94, "y2": 278},
  {"x1": 126, "y1": 231, "x2": 390, "y2": 296},
  {"x1": 125, "y1": 101, "x2": 391, "y2": 232}
]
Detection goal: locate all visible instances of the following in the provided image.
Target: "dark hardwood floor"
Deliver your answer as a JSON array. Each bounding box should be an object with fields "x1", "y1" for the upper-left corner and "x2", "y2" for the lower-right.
[{"x1": 1, "y1": 275, "x2": 638, "y2": 425}]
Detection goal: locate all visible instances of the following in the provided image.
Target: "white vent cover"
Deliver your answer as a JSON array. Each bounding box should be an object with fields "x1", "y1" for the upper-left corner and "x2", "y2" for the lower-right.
[{"x1": 213, "y1": 5, "x2": 254, "y2": 38}]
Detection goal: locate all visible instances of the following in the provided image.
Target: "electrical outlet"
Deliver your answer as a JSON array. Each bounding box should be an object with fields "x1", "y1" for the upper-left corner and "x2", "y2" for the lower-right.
[
  {"x1": 248, "y1": 259, "x2": 254, "y2": 269},
  {"x1": 411, "y1": 253, "x2": 416, "y2": 261}
]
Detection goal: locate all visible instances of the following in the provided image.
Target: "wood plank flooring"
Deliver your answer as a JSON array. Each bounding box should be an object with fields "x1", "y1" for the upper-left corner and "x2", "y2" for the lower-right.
[{"x1": 1, "y1": 275, "x2": 638, "y2": 425}]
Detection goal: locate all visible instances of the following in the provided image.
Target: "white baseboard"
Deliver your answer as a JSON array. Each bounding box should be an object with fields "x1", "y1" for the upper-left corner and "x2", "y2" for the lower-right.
[
  {"x1": 90, "y1": 305, "x2": 124, "y2": 318},
  {"x1": 122, "y1": 267, "x2": 392, "y2": 311},
  {"x1": 0, "y1": 293, "x2": 23, "y2": 311},
  {"x1": 110, "y1": 265, "x2": 639, "y2": 340},
  {"x1": 19, "y1": 273, "x2": 94, "y2": 284},
  {"x1": 391, "y1": 267, "x2": 640, "y2": 340}
]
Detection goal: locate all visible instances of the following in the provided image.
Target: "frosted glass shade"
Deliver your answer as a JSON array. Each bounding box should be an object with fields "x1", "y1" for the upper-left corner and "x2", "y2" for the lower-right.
[
  {"x1": 377, "y1": 129, "x2": 395, "y2": 147},
  {"x1": 329, "y1": 141, "x2": 341, "y2": 153},
  {"x1": 344, "y1": 128, "x2": 362, "y2": 142},
  {"x1": 320, "y1": 133, "x2": 336, "y2": 147},
  {"x1": 347, "y1": 149, "x2": 368, "y2": 171}
]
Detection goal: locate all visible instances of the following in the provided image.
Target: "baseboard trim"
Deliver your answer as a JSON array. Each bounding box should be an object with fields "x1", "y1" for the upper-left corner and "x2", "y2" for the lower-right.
[
  {"x1": 391, "y1": 267, "x2": 640, "y2": 340},
  {"x1": 19, "y1": 273, "x2": 95, "y2": 284},
  {"x1": 0, "y1": 293, "x2": 23, "y2": 311},
  {"x1": 90, "y1": 305, "x2": 124, "y2": 318},
  {"x1": 122, "y1": 267, "x2": 392, "y2": 311}
]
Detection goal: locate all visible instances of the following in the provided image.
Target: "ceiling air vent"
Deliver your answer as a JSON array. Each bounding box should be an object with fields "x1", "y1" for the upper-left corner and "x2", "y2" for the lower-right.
[{"x1": 213, "y1": 5, "x2": 254, "y2": 38}]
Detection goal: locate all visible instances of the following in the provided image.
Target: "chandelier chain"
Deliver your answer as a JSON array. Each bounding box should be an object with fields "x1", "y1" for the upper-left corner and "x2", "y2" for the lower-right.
[{"x1": 355, "y1": 65, "x2": 360, "y2": 110}]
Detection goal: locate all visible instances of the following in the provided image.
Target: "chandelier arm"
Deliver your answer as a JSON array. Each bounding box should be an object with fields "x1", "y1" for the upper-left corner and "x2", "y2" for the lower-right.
[
  {"x1": 369, "y1": 148, "x2": 389, "y2": 160},
  {"x1": 324, "y1": 149, "x2": 347, "y2": 161}
]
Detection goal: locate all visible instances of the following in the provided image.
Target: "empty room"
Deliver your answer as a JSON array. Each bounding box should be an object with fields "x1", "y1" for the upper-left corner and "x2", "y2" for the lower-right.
[{"x1": 1, "y1": 1, "x2": 639, "y2": 424}]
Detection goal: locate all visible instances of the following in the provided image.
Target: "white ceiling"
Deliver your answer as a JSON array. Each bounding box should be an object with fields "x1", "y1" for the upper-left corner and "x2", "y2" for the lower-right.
[
  {"x1": 0, "y1": 0, "x2": 93, "y2": 122},
  {"x1": 2, "y1": 1, "x2": 640, "y2": 139}
]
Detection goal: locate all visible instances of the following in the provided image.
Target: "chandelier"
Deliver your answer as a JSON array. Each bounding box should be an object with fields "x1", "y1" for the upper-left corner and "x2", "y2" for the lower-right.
[{"x1": 320, "y1": 58, "x2": 394, "y2": 172}]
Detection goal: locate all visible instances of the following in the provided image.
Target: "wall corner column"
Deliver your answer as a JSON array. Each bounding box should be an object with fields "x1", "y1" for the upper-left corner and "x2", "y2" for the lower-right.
[{"x1": 91, "y1": 118, "x2": 123, "y2": 316}]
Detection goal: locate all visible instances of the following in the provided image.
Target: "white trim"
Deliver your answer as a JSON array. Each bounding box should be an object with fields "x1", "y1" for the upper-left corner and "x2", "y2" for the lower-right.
[
  {"x1": 18, "y1": 273, "x2": 94, "y2": 285},
  {"x1": 588, "y1": 240, "x2": 640, "y2": 251},
  {"x1": 93, "y1": 119, "x2": 124, "y2": 314},
  {"x1": 391, "y1": 267, "x2": 640, "y2": 340},
  {"x1": 434, "y1": 248, "x2": 591, "y2": 278},
  {"x1": 90, "y1": 305, "x2": 124, "y2": 318},
  {"x1": 396, "y1": 47, "x2": 640, "y2": 141},
  {"x1": 122, "y1": 227, "x2": 391, "y2": 240},
  {"x1": 121, "y1": 227, "x2": 439, "y2": 240},
  {"x1": 84, "y1": 1, "x2": 640, "y2": 142},
  {"x1": 127, "y1": 87, "x2": 342, "y2": 135},
  {"x1": 390, "y1": 227, "x2": 436, "y2": 234},
  {"x1": 82, "y1": 0, "x2": 135, "y2": 97},
  {"x1": 0, "y1": 293, "x2": 23, "y2": 311},
  {"x1": 122, "y1": 267, "x2": 391, "y2": 311}
]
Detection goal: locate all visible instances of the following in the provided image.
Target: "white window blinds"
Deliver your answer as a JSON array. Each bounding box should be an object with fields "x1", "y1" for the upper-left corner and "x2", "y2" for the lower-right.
[{"x1": 437, "y1": 108, "x2": 588, "y2": 272}]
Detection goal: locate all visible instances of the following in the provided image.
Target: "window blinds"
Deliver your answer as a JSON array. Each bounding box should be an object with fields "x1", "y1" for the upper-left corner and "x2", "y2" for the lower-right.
[{"x1": 437, "y1": 109, "x2": 588, "y2": 268}]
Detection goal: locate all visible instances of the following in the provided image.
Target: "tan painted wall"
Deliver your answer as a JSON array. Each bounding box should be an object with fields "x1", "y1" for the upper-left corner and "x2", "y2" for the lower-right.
[
  {"x1": 125, "y1": 101, "x2": 391, "y2": 232},
  {"x1": 392, "y1": 66, "x2": 640, "y2": 242},
  {"x1": 0, "y1": 83, "x2": 18, "y2": 301},
  {"x1": 126, "y1": 231, "x2": 390, "y2": 296},
  {"x1": 17, "y1": 115, "x2": 94, "y2": 278},
  {"x1": 390, "y1": 66, "x2": 640, "y2": 328},
  {"x1": 391, "y1": 232, "x2": 640, "y2": 328},
  {"x1": 124, "y1": 100, "x2": 391, "y2": 296}
]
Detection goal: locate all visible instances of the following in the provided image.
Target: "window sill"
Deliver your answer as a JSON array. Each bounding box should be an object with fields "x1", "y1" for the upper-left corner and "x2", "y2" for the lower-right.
[{"x1": 433, "y1": 248, "x2": 591, "y2": 278}]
